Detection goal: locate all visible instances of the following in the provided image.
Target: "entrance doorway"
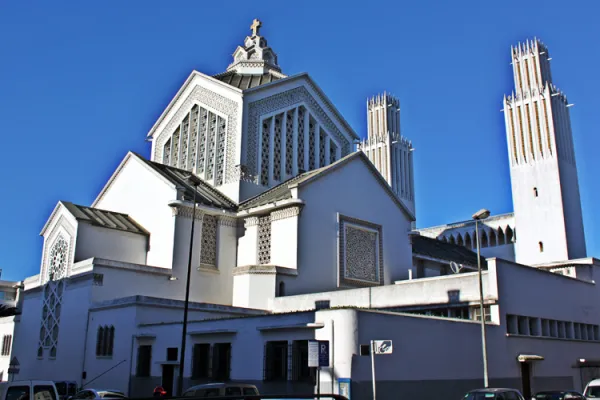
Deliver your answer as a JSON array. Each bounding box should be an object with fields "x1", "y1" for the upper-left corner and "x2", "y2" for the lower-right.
[
  {"x1": 520, "y1": 362, "x2": 532, "y2": 399},
  {"x1": 162, "y1": 365, "x2": 175, "y2": 397}
]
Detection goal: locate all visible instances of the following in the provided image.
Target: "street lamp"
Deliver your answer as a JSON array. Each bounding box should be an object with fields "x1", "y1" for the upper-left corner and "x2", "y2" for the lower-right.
[
  {"x1": 177, "y1": 174, "x2": 202, "y2": 396},
  {"x1": 472, "y1": 208, "x2": 490, "y2": 388}
]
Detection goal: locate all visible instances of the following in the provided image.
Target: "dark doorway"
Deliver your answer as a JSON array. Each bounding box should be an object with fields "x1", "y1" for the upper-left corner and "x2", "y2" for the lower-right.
[
  {"x1": 162, "y1": 365, "x2": 175, "y2": 397},
  {"x1": 520, "y1": 362, "x2": 531, "y2": 399}
]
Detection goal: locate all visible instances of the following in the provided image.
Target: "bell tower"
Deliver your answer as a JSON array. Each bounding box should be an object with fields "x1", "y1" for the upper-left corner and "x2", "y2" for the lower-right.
[{"x1": 503, "y1": 39, "x2": 586, "y2": 265}]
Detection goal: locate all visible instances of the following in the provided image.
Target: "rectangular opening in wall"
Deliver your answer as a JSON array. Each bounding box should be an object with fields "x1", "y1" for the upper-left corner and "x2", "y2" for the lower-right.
[
  {"x1": 166, "y1": 347, "x2": 178, "y2": 361},
  {"x1": 291, "y1": 340, "x2": 313, "y2": 382},
  {"x1": 582, "y1": 325, "x2": 589, "y2": 341},
  {"x1": 565, "y1": 322, "x2": 573, "y2": 339},
  {"x1": 192, "y1": 343, "x2": 210, "y2": 379},
  {"x1": 212, "y1": 343, "x2": 231, "y2": 381},
  {"x1": 587, "y1": 325, "x2": 594, "y2": 341},
  {"x1": 507, "y1": 314, "x2": 518, "y2": 334},
  {"x1": 264, "y1": 341, "x2": 288, "y2": 381},
  {"x1": 472, "y1": 306, "x2": 491, "y2": 322},
  {"x1": 529, "y1": 318, "x2": 540, "y2": 336},
  {"x1": 136, "y1": 345, "x2": 152, "y2": 377},
  {"x1": 550, "y1": 320, "x2": 558, "y2": 338},
  {"x1": 594, "y1": 325, "x2": 599, "y2": 341},
  {"x1": 558, "y1": 321, "x2": 566, "y2": 339},
  {"x1": 541, "y1": 319, "x2": 550, "y2": 337},
  {"x1": 518, "y1": 316, "x2": 529, "y2": 335}
]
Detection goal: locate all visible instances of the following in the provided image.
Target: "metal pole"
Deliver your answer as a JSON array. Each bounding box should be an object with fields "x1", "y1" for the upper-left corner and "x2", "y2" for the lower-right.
[
  {"x1": 177, "y1": 185, "x2": 198, "y2": 396},
  {"x1": 317, "y1": 367, "x2": 321, "y2": 398},
  {"x1": 371, "y1": 340, "x2": 376, "y2": 400},
  {"x1": 475, "y1": 219, "x2": 489, "y2": 388}
]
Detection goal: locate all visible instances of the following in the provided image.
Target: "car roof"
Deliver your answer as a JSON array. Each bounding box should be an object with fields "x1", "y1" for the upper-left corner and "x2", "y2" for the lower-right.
[
  {"x1": 470, "y1": 389, "x2": 520, "y2": 393},
  {"x1": 187, "y1": 383, "x2": 257, "y2": 390},
  {"x1": 588, "y1": 380, "x2": 600, "y2": 386}
]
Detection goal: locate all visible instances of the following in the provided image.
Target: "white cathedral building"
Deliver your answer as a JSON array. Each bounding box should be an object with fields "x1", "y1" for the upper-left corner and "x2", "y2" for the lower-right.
[{"x1": 7, "y1": 21, "x2": 600, "y2": 400}]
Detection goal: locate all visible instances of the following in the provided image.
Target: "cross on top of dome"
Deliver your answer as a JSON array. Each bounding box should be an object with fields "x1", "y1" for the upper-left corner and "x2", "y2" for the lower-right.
[{"x1": 225, "y1": 18, "x2": 282, "y2": 75}]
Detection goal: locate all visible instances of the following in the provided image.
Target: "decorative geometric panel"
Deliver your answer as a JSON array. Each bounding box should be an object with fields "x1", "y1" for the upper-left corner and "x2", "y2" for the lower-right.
[
  {"x1": 215, "y1": 117, "x2": 227, "y2": 185},
  {"x1": 297, "y1": 107, "x2": 305, "y2": 172},
  {"x1": 206, "y1": 114, "x2": 217, "y2": 180},
  {"x1": 319, "y1": 128, "x2": 326, "y2": 167},
  {"x1": 198, "y1": 108, "x2": 208, "y2": 174},
  {"x1": 330, "y1": 140, "x2": 337, "y2": 164},
  {"x1": 260, "y1": 118, "x2": 271, "y2": 186},
  {"x1": 273, "y1": 114, "x2": 282, "y2": 182},
  {"x1": 285, "y1": 110, "x2": 294, "y2": 175},
  {"x1": 258, "y1": 215, "x2": 272, "y2": 265},
  {"x1": 48, "y1": 236, "x2": 69, "y2": 281},
  {"x1": 181, "y1": 114, "x2": 190, "y2": 169},
  {"x1": 338, "y1": 214, "x2": 384, "y2": 287},
  {"x1": 38, "y1": 280, "x2": 65, "y2": 359},
  {"x1": 172, "y1": 127, "x2": 180, "y2": 167},
  {"x1": 201, "y1": 215, "x2": 218, "y2": 266},
  {"x1": 189, "y1": 105, "x2": 199, "y2": 171},
  {"x1": 308, "y1": 117, "x2": 316, "y2": 170},
  {"x1": 163, "y1": 138, "x2": 171, "y2": 165}
]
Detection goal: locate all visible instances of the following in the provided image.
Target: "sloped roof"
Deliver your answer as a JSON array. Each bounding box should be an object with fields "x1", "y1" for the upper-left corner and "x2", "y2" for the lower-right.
[
  {"x1": 60, "y1": 201, "x2": 149, "y2": 236},
  {"x1": 131, "y1": 153, "x2": 237, "y2": 211},
  {"x1": 411, "y1": 235, "x2": 486, "y2": 268},
  {"x1": 213, "y1": 71, "x2": 284, "y2": 90}
]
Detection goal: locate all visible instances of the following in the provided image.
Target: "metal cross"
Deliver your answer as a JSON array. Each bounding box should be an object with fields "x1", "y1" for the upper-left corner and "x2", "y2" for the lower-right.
[{"x1": 250, "y1": 18, "x2": 262, "y2": 37}]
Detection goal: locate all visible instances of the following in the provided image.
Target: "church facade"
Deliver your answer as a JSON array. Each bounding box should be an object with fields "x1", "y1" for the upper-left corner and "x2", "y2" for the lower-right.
[{"x1": 7, "y1": 21, "x2": 600, "y2": 400}]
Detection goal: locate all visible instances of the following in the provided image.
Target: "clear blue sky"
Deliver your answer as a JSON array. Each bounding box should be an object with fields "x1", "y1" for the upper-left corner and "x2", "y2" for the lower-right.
[{"x1": 0, "y1": 1, "x2": 597, "y2": 281}]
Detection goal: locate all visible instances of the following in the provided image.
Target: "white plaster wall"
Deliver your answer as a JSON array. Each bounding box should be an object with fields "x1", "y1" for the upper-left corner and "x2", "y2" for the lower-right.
[
  {"x1": 74, "y1": 223, "x2": 148, "y2": 265},
  {"x1": 232, "y1": 273, "x2": 276, "y2": 309},
  {"x1": 0, "y1": 317, "x2": 16, "y2": 381},
  {"x1": 170, "y1": 216, "x2": 234, "y2": 305},
  {"x1": 271, "y1": 271, "x2": 493, "y2": 312},
  {"x1": 94, "y1": 156, "x2": 177, "y2": 269},
  {"x1": 271, "y1": 215, "x2": 298, "y2": 269},
  {"x1": 13, "y1": 279, "x2": 92, "y2": 385},
  {"x1": 83, "y1": 306, "x2": 137, "y2": 395},
  {"x1": 511, "y1": 159, "x2": 570, "y2": 265},
  {"x1": 237, "y1": 224, "x2": 258, "y2": 267},
  {"x1": 294, "y1": 156, "x2": 412, "y2": 294},
  {"x1": 481, "y1": 243, "x2": 515, "y2": 262}
]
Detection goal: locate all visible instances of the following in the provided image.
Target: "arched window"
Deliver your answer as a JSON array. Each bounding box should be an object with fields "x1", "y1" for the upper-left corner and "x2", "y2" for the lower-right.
[
  {"x1": 457, "y1": 234, "x2": 464, "y2": 246},
  {"x1": 96, "y1": 325, "x2": 115, "y2": 357},
  {"x1": 489, "y1": 229, "x2": 497, "y2": 247},
  {"x1": 278, "y1": 281, "x2": 285, "y2": 297},
  {"x1": 539, "y1": 241, "x2": 544, "y2": 252},
  {"x1": 449, "y1": 235, "x2": 456, "y2": 245},
  {"x1": 506, "y1": 226, "x2": 514, "y2": 243},
  {"x1": 464, "y1": 232, "x2": 472, "y2": 249},
  {"x1": 498, "y1": 228, "x2": 505, "y2": 245},
  {"x1": 441, "y1": 236, "x2": 448, "y2": 243},
  {"x1": 481, "y1": 230, "x2": 488, "y2": 248}
]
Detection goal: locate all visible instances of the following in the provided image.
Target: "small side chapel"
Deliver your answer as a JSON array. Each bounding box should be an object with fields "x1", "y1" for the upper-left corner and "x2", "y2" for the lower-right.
[{"x1": 13, "y1": 19, "x2": 418, "y2": 386}]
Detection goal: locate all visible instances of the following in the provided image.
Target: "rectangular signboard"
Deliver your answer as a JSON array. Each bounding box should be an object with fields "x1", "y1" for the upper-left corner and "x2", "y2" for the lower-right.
[
  {"x1": 318, "y1": 340, "x2": 329, "y2": 367},
  {"x1": 308, "y1": 340, "x2": 319, "y2": 367},
  {"x1": 373, "y1": 340, "x2": 393, "y2": 354}
]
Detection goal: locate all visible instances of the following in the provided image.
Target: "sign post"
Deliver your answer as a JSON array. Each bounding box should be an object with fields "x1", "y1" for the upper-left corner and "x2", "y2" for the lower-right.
[
  {"x1": 8, "y1": 356, "x2": 20, "y2": 382},
  {"x1": 368, "y1": 340, "x2": 393, "y2": 400},
  {"x1": 308, "y1": 340, "x2": 329, "y2": 398}
]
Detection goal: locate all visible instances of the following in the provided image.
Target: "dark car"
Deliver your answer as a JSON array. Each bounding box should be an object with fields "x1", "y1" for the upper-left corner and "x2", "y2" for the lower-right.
[
  {"x1": 534, "y1": 391, "x2": 584, "y2": 400},
  {"x1": 464, "y1": 388, "x2": 526, "y2": 400}
]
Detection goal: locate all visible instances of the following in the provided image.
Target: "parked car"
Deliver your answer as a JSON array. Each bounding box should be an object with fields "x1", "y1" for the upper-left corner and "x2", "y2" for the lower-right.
[
  {"x1": 68, "y1": 390, "x2": 126, "y2": 400},
  {"x1": 182, "y1": 383, "x2": 259, "y2": 397},
  {"x1": 534, "y1": 391, "x2": 584, "y2": 400},
  {"x1": 585, "y1": 379, "x2": 600, "y2": 399},
  {"x1": 463, "y1": 388, "x2": 526, "y2": 400},
  {"x1": 0, "y1": 380, "x2": 59, "y2": 400},
  {"x1": 54, "y1": 382, "x2": 78, "y2": 400}
]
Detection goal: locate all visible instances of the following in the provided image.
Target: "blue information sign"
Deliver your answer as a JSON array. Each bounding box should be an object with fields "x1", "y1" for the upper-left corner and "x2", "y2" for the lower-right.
[{"x1": 318, "y1": 340, "x2": 329, "y2": 367}]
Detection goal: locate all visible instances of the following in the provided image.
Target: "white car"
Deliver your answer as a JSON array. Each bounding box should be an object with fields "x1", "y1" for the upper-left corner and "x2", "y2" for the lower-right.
[
  {"x1": 68, "y1": 390, "x2": 126, "y2": 400},
  {"x1": 584, "y1": 379, "x2": 600, "y2": 399},
  {"x1": 0, "y1": 380, "x2": 59, "y2": 400}
]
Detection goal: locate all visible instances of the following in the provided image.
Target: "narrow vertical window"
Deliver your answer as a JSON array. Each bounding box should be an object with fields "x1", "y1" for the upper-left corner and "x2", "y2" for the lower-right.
[
  {"x1": 539, "y1": 241, "x2": 544, "y2": 252},
  {"x1": 533, "y1": 187, "x2": 538, "y2": 197}
]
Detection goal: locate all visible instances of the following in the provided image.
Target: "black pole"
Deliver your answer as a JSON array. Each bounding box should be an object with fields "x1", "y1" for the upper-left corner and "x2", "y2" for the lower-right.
[{"x1": 177, "y1": 181, "x2": 198, "y2": 396}]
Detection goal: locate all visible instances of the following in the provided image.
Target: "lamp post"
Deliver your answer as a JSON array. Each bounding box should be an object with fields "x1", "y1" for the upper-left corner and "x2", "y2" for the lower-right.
[
  {"x1": 177, "y1": 175, "x2": 201, "y2": 396},
  {"x1": 472, "y1": 208, "x2": 491, "y2": 388}
]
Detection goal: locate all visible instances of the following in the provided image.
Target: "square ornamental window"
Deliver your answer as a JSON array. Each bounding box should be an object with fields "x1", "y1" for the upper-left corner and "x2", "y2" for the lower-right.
[{"x1": 338, "y1": 214, "x2": 384, "y2": 287}]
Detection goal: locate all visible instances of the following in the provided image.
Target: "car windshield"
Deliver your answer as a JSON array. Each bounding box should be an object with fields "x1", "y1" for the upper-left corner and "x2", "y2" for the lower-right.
[
  {"x1": 55, "y1": 384, "x2": 67, "y2": 396},
  {"x1": 465, "y1": 392, "x2": 499, "y2": 400},
  {"x1": 586, "y1": 387, "x2": 600, "y2": 398},
  {"x1": 535, "y1": 393, "x2": 564, "y2": 400}
]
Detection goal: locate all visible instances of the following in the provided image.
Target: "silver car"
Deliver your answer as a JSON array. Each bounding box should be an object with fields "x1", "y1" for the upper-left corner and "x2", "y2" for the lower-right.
[{"x1": 69, "y1": 389, "x2": 126, "y2": 400}]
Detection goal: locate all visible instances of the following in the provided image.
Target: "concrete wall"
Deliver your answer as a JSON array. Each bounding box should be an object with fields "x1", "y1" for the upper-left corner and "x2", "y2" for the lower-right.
[
  {"x1": 481, "y1": 243, "x2": 515, "y2": 262},
  {"x1": 94, "y1": 156, "x2": 177, "y2": 269},
  {"x1": 294, "y1": 156, "x2": 412, "y2": 295},
  {"x1": 75, "y1": 223, "x2": 148, "y2": 265}
]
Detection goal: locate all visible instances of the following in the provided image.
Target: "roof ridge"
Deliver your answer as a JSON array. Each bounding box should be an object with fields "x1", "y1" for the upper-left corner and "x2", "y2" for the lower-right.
[{"x1": 61, "y1": 200, "x2": 133, "y2": 217}]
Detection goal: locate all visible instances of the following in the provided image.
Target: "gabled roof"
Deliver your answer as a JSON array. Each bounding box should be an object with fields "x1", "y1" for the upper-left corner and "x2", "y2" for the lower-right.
[
  {"x1": 239, "y1": 152, "x2": 415, "y2": 220},
  {"x1": 130, "y1": 153, "x2": 237, "y2": 211},
  {"x1": 411, "y1": 235, "x2": 486, "y2": 268},
  {"x1": 60, "y1": 201, "x2": 149, "y2": 236}
]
